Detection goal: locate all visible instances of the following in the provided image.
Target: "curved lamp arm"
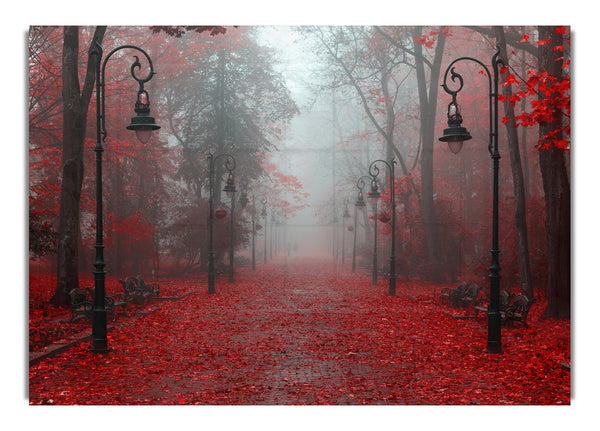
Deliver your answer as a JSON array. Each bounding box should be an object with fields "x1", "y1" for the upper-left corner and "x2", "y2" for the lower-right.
[{"x1": 440, "y1": 46, "x2": 503, "y2": 156}]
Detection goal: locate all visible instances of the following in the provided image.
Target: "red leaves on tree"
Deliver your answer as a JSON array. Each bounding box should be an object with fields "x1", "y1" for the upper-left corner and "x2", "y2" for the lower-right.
[
  {"x1": 499, "y1": 26, "x2": 570, "y2": 150},
  {"x1": 150, "y1": 26, "x2": 228, "y2": 38}
]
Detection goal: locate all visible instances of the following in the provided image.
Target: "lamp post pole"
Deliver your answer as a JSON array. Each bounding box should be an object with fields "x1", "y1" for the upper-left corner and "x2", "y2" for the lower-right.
[
  {"x1": 238, "y1": 178, "x2": 249, "y2": 268},
  {"x1": 250, "y1": 193, "x2": 267, "y2": 270},
  {"x1": 369, "y1": 178, "x2": 379, "y2": 286},
  {"x1": 228, "y1": 188, "x2": 236, "y2": 283},
  {"x1": 261, "y1": 198, "x2": 268, "y2": 264},
  {"x1": 368, "y1": 159, "x2": 397, "y2": 296},
  {"x1": 89, "y1": 42, "x2": 160, "y2": 353},
  {"x1": 439, "y1": 46, "x2": 503, "y2": 354},
  {"x1": 251, "y1": 200, "x2": 256, "y2": 270},
  {"x1": 342, "y1": 199, "x2": 351, "y2": 264},
  {"x1": 207, "y1": 152, "x2": 236, "y2": 294},
  {"x1": 352, "y1": 176, "x2": 370, "y2": 273}
]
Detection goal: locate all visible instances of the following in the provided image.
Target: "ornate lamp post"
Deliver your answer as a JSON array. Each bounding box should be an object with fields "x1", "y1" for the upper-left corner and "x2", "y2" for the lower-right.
[
  {"x1": 237, "y1": 178, "x2": 249, "y2": 274},
  {"x1": 368, "y1": 177, "x2": 379, "y2": 286},
  {"x1": 352, "y1": 176, "x2": 370, "y2": 273},
  {"x1": 261, "y1": 198, "x2": 268, "y2": 264},
  {"x1": 228, "y1": 183, "x2": 236, "y2": 283},
  {"x1": 89, "y1": 42, "x2": 160, "y2": 353},
  {"x1": 368, "y1": 159, "x2": 397, "y2": 296},
  {"x1": 207, "y1": 152, "x2": 236, "y2": 294},
  {"x1": 250, "y1": 194, "x2": 267, "y2": 270},
  {"x1": 341, "y1": 199, "x2": 351, "y2": 264},
  {"x1": 439, "y1": 47, "x2": 503, "y2": 354}
]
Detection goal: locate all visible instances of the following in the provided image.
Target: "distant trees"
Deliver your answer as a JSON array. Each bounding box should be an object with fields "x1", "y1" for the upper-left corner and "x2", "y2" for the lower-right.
[
  {"x1": 159, "y1": 26, "x2": 300, "y2": 271},
  {"x1": 29, "y1": 25, "x2": 305, "y2": 290},
  {"x1": 300, "y1": 26, "x2": 455, "y2": 281}
]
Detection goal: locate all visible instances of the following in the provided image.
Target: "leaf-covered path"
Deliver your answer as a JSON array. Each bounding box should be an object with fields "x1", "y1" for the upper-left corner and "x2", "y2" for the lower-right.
[{"x1": 29, "y1": 256, "x2": 569, "y2": 405}]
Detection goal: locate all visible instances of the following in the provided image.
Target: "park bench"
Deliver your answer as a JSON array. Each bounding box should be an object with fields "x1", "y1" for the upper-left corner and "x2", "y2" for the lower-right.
[
  {"x1": 474, "y1": 290, "x2": 514, "y2": 318},
  {"x1": 504, "y1": 294, "x2": 536, "y2": 328},
  {"x1": 441, "y1": 282, "x2": 482, "y2": 308},
  {"x1": 69, "y1": 287, "x2": 94, "y2": 322},
  {"x1": 69, "y1": 287, "x2": 130, "y2": 322},
  {"x1": 441, "y1": 281, "x2": 467, "y2": 306},
  {"x1": 119, "y1": 276, "x2": 160, "y2": 304},
  {"x1": 474, "y1": 292, "x2": 535, "y2": 327}
]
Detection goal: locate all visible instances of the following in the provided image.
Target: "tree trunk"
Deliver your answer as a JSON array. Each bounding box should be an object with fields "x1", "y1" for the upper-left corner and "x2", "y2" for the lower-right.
[
  {"x1": 494, "y1": 26, "x2": 533, "y2": 299},
  {"x1": 52, "y1": 26, "x2": 105, "y2": 306},
  {"x1": 414, "y1": 26, "x2": 446, "y2": 278},
  {"x1": 537, "y1": 26, "x2": 570, "y2": 318}
]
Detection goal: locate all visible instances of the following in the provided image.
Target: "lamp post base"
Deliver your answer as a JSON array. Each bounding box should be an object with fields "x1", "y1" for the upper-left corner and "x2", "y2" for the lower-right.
[
  {"x1": 486, "y1": 310, "x2": 502, "y2": 353},
  {"x1": 90, "y1": 341, "x2": 110, "y2": 353},
  {"x1": 91, "y1": 307, "x2": 109, "y2": 353},
  {"x1": 486, "y1": 341, "x2": 502, "y2": 354}
]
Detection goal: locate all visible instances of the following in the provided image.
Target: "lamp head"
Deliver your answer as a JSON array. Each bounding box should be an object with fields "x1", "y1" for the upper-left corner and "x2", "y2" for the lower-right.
[
  {"x1": 126, "y1": 88, "x2": 160, "y2": 144},
  {"x1": 355, "y1": 190, "x2": 366, "y2": 208},
  {"x1": 223, "y1": 173, "x2": 236, "y2": 198},
  {"x1": 368, "y1": 179, "x2": 381, "y2": 201},
  {"x1": 238, "y1": 190, "x2": 248, "y2": 209},
  {"x1": 439, "y1": 100, "x2": 471, "y2": 153}
]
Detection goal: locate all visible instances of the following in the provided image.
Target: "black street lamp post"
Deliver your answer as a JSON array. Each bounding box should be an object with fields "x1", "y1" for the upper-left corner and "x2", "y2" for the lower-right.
[
  {"x1": 250, "y1": 194, "x2": 267, "y2": 270},
  {"x1": 89, "y1": 43, "x2": 160, "y2": 353},
  {"x1": 352, "y1": 176, "x2": 370, "y2": 273},
  {"x1": 207, "y1": 152, "x2": 236, "y2": 294},
  {"x1": 228, "y1": 187, "x2": 236, "y2": 283},
  {"x1": 342, "y1": 199, "x2": 351, "y2": 264},
  {"x1": 368, "y1": 159, "x2": 397, "y2": 296},
  {"x1": 261, "y1": 199, "x2": 268, "y2": 264},
  {"x1": 237, "y1": 179, "x2": 249, "y2": 275},
  {"x1": 439, "y1": 47, "x2": 504, "y2": 354},
  {"x1": 368, "y1": 177, "x2": 379, "y2": 286}
]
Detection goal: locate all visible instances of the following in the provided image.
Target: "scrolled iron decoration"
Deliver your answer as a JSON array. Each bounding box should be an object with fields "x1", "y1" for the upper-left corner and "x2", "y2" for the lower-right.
[
  {"x1": 440, "y1": 46, "x2": 504, "y2": 156},
  {"x1": 91, "y1": 43, "x2": 158, "y2": 143}
]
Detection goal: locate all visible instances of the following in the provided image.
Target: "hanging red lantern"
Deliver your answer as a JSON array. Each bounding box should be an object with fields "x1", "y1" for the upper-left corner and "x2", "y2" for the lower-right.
[
  {"x1": 255, "y1": 223, "x2": 262, "y2": 231},
  {"x1": 378, "y1": 212, "x2": 391, "y2": 223},
  {"x1": 215, "y1": 208, "x2": 227, "y2": 219},
  {"x1": 347, "y1": 225, "x2": 354, "y2": 232}
]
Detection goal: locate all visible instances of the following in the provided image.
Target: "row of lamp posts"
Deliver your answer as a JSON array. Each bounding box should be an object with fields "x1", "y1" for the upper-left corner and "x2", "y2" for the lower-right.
[
  {"x1": 238, "y1": 182, "x2": 268, "y2": 271},
  {"x1": 207, "y1": 161, "x2": 272, "y2": 292},
  {"x1": 89, "y1": 38, "x2": 503, "y2": 354},
  {"x1": 348, "y1": 47, "x2": 504, "y2": 353},
  {"x1": 88, "y1": 42, "x2": 270, "y2": 353},
  {"x1": 348, "y1": 161, "x2": 397, "y2": 297}
]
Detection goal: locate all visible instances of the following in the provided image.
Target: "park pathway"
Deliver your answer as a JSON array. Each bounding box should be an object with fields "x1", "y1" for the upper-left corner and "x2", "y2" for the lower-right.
[
  {"x1": 30, "y1": 255, "x2": 438, "y2": 404},
  {"x1": 30, "y1": 255, "x2": 570, "y2": 405},
  {"x1": 146, "y1": 255, "x2": 425, "y2": 404}
]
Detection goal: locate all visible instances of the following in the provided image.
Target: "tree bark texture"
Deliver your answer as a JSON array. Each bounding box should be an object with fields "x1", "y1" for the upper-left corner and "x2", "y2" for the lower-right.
[
  {"x1": 52, "y1": 26, "x2": 106, "y2": 306},
  {"x1": 413, "y1": 26, "x2": 446, "y2": 278},
  {"x1": 537, "y1": 26, "x2": 570, "y2": 318},
  {"x1": 494, "y1": 26, "x2": 534, "y2": 299}
]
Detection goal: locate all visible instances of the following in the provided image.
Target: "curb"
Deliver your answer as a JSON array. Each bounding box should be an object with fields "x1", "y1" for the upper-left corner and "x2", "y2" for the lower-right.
[{"x1": 29, "y1": 291, "x2": 193, "y2": 367}]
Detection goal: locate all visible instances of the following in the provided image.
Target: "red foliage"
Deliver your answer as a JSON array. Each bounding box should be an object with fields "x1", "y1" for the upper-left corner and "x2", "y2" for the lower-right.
[
  {"x1": 499, "y1": 26, "x2": 571, "y2": 150},
  {"x1": 28, "y1": 272, "x2": 191, "y2": 352},
  {"x1": 29, "y1": 259, "x2": 569, "y2": 405}
]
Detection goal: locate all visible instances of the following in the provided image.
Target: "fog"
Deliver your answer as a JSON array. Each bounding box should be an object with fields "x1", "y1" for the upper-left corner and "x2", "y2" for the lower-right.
[{"x1": 255, "y1": 26, "x2": 375, "y2": 258}]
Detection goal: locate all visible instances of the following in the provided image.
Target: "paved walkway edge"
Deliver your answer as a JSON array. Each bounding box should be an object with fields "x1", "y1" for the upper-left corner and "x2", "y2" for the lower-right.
[{"x1": 29, "y1": 292, "x2": 193, "y2": 367}]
